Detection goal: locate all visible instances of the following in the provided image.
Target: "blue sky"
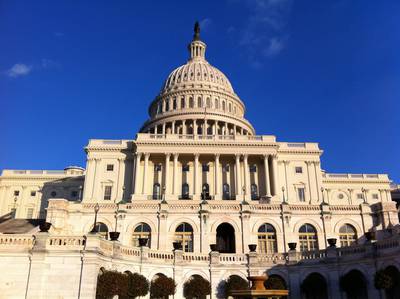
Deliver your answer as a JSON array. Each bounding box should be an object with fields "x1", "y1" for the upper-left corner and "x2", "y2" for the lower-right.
[{"x1": 1, "y1": 1, "x2": 399, "y2": 182}]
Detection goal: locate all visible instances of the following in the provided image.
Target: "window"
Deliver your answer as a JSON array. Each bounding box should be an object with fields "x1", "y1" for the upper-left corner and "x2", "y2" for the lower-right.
[
  {"x1": 106, "y1": 164, "x2": 114, "y2": 171},
  {"x1": 165, "y1": 100, "x2": 170, "y2": 111},
  {"x1": 202, "y1": 164, "x2": 209, "y2": 172},
  {"x1": 51, "y1": 191, "x2": 57, "y2": 197},
  {"x1": 92, "y1": 222, "x2": 108, "y2": 239},
  {"x1": 249, "y1": 165, "x2": 257, "y2": 173},
  {"x1": 297, "y1": 188, "x2": 306, "y2": 202},
  {"x1": 30, "y1": 191, "x2": 36, "y2": 197},
  {"x1": 357, "y1": 193, "x2": 363, "y2": 200},
  {"x1": 14, "y1": 190, "x2": 20, "y2": 196},
  {"x1": 299, "y1": 224, "x2": 318, "y2": 252},
  {"x1": 197, "y1": 97, "x2": 202, "y2": 108},
  {"x1": 206, "y1": 98, "x2": 211, "y2": 108},
  {"x1": 154, "y1": 164, "x2": 162, "y2": 172},
  {"x1": 189, "y1": 97, "x2": 194, "y2": 108},
  {"x1": 295, "y1": 167, "x2": 303, "y2": 174},
  {"x1": 157, "y1": 102, "x2": 162, "y2": 114},
  {"x1": 173, "y1": 98, "x2": 177, "y2": 109},
  {"x1": 201, "y1": 183, "x2": 210, "y2": 200},
  {"x1": 258, "y1": 224, "x2": 277, "y2": 254},
  {"x1": 223, "y1": 164, "x2": 230, "y2": 172},
  {"x1": 181, "y1": 183, "x2": 189, "y2": 199},
  {"x1": 26, "y1": 208, "x2": 34, "y2": 219},
  {"x1": 251, "y1": 184, "x2": 259, "y2": 200},
  {"x1": 338, "y1": 193, "x2": 344, "y2": 199},
  {"x1": 339, "y1": 224, "x2": 357, "y2": 247},
  {"x1": 182, "y1": 165, "x2": 189, "y2": 172},
  {"x1": 132, "y1": 223, "x2": 151, "y2": 247},
  {"x1": 372, "y1": 194, "x2": 379, "y2": 200},
  {"x1": 10, "y1": 208, "x2": 16, "y2": 218},
  {"x1": 152, "y1": 183, "x2": 161, "y2": 200},
  {"x1": 71, "y1": 191, "x2": 78, "y2": 198},
  {"x1": 104, "y1": 186, "x2": 112, "y2": 200},
  {"x1": 175, "y1": 223, "x2": 193, "y2": 252},
  {"x1": 215, "y1": 99, "x2": 219, "y2": 109},
  {"x1": 223, "y1": 183, "x2": 231, "y2": 200},
  {"x1": 181, "y1": 97, "x2": 185, "y2": 109}
]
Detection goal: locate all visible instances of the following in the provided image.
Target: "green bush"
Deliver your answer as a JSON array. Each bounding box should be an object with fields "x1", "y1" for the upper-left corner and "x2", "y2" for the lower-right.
[
  {"x1": 150, "y1": 275, "x2": 176, "y2": 298},
  {"x1": 224, "y1": 275, "x2": 249, "y2": 296},
  {"x1": 183, "y1": 275, "x2": 211, "y2": 299},
  {"x1": 96, "y1": 270, "x2": 128, "y2": 299}
]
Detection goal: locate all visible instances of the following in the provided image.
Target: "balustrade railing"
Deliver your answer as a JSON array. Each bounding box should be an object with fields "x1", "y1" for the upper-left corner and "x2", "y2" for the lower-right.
[{"x1": 0, "y1": 235, "x2": 34, "y2": 248}]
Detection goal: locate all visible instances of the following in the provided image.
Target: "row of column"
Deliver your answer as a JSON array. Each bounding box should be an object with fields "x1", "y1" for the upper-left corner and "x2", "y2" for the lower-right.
[
  {"x1": 148, "y1": 119, "x2": 250, "y2": 136},
  {"x1": 132, "y1": 153, "x2": 279, "y2": 200}
]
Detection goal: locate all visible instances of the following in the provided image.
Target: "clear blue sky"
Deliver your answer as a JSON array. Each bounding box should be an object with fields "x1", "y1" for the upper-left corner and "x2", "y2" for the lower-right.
[{"x1": 1, "y1": 1, "x2": 399, "y2": 182}]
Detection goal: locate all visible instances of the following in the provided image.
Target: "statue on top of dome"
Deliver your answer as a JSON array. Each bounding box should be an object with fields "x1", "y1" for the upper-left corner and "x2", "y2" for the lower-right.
[{"x1": 193, "y1": 21, "x2": 201, "y2": 41}]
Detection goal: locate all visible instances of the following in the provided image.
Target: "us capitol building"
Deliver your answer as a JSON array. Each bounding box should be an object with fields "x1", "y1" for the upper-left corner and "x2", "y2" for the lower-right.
[{"x1": 0, "y1": 24, "x2": 399, "y2": 299}]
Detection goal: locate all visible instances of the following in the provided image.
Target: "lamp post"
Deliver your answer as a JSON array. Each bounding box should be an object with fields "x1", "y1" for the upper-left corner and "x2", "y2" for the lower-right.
[
  {"x1": 78, "y1": 185, "x2": 83, "y2": 202},
  {"x1": 161, "y1": 186, "x2": 167, "y2": 204},
  {"x1": 13, "y1": 196, "x2": 17, "y2": 218},
  {"x1": 282, "y1": 186, "x2": 286, "y2": 203},
  {"x1": 241, "y1": 186, "x2": 248, "y2": 205},
  {"x1": 90, "y1": 203, "x2": 100, "y2": 233},
  {"x1": 201, "y1": 184, "x2": 208, "y2": 204}
]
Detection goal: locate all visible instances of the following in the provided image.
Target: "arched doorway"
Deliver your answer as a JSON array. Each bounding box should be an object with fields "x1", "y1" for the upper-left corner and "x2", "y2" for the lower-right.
[
  {"x1": 216, "y1": 223, "x2": 235, "y2": 253},
  {"x1": 301, "y1": 272, "x2": 328, "y2": 299},
  {"x1": 340, "y1": 269, "x2": 368, "y2": 299},
  {"x1": 384, "y1": 266, "x2": 400, "y2": 299}
]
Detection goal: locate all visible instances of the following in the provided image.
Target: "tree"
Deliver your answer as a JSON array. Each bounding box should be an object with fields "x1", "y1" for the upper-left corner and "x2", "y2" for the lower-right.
[
  {"x1": 183, "y1": 275, "x2": 211, "y2": 299},
  {"x1": 224, "y1": 275, "x2": 249, "y2": 297},
  {"x1": 96, "y1": 270, "x2": 128, "y2": 299},
  {"x1": 150, "y1": 275, "x2": 176, "y2": 298},
  {"x1": 123, "y1": 272, "x2": 150, "y2": 299}
]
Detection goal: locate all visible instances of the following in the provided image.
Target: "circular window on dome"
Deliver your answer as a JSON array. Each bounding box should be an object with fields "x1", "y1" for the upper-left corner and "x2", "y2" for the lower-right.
[{"x1": 338, "y1": 193, "x2": 344, "y2": 199}]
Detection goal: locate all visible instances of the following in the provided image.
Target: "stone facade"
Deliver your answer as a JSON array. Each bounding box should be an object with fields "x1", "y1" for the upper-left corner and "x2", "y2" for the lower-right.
[{"x1": 0, "y1": 24, "x2": 399, "y2": 298}]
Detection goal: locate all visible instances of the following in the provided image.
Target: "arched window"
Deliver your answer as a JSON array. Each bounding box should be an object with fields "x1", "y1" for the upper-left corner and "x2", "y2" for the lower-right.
[
  {"x1": 181, "y1": 97, "x2": 185, "y2": 109},
  {"x1": 189, "y1": 97, "x2": 194, "y2": 108},
  {"x1": 299, "y1": 224, "x2": 318, "y2": 251},
  {"x1": 215, "y1": 99, "x2": 219, "y2": 109},
  {"x1": 251, "y1": 184, "x2": 259, "y2": 200},
  {"x1": 257, "y1": 223, "x2": 277, "y2": 253},
  {"x1": 157, "y1": 102, "x2": 162, "y2": 114},
  {"x1": 152, "y1": 183, "x2": 161, "y2": 200},
  {"x1": 173, "y1": 98, "x2": 177, "y2": 109},
  {"x1": 197, "y1": 97, "x2": 202, "y2": 108},
  {"x1": 175, "y1": 223, "x2": 193, "y2": 252},
  {"x1": 206, "y1": 98, "x2": 211, "y2": 108},
  {"x1": 223, "y1": 183, "x2": 230, "y2": 200},
  {"x1": 339, "y1": 224, "x2": 357, "y2": 247},
  {"x1": 228, "y1": 102, "x2": 232, "y2": 112},
  {"x1": 92, "y1": 222, "x2": 108, "y2": 239},
  {"x1": 132, "y1": 223, "x2": 151, "y2": 247},
  {"x1": 165, "y1": 100, "x2": 170, "y2": 112},
  {"x1": 181, "y1": 183, "x2": 189, "y2": 199},
  {"x1": 222, "y1": 101, "x2": 226, "y2": 111}
]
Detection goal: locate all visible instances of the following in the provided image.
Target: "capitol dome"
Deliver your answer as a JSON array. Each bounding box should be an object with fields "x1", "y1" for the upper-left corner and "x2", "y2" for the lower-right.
[{"x1": 140, "y1": 22, "x2": 255, "y2": 136}]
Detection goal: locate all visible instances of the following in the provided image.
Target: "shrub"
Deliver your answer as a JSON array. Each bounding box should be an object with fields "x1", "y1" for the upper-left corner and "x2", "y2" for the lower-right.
[
  {"x1": 375, "y1": 269, "x2": 394, "y2": 290},
  {"x1": 183, "y1": 275, "x2": 211, "y2": 299},
  {"x1": 224, "y1": 275, "x2": 249, "y2": 296},
  {"x1": 150, "y1": 275, "x2": 176, "y2": 298},
  {"x1": 96, "y1": 270, "x2": 128, "y2": 299},
  {"x1": 123, "y1": 272, "x2": 150, "y2": 299},
  {"x1": 265, "y1": 275, "x2": 287, "y2": 290}
]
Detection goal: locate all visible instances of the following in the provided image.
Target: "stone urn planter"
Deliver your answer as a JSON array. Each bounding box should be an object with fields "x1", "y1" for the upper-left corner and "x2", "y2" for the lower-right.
[
  {"x1": 248, "y1": 244, "x2": 257, "y2": 252},
  {"x1": 288, "y1": 242, "x2": 297, "y2": 250},
  {"x1": 327, "y1": 238, "x2": 337, "y2": 247},
  {"x1": 138, "y1": 237, "x2": 148, "y2": 247},
  {"x1": 210, "y1": 244, "x2": 217, "y2": 251},
  {"x1": 109, "y1": 232, "x2": 120, "y2": 241},
  {"x1": 39, "y1": 222, "x2": 52, "y2": 232},
  {"x1": 173, "y1": 241, "x2": 182, "y2": 250}
]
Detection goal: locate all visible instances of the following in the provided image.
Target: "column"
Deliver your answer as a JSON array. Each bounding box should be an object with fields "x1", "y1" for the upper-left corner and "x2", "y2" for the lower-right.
[
  {"x1": 243, "y1": 155, "x2": 250, "y2": 200},
  {"x1": 193, "y1": 120, "x2": 197, "y2": 136},
  {"x1": 82, "y1": 158, "x2": 97, "y2": 200},
  {"x1": 212, "y1": 121, "x2": 216, "y2": 135},
  {"x1": 116, "y1": 158, "x2": 125, "y2": 200},
  {"x1": 173, "y1": 154, "x2": 179, "y2": 196},
  {"x1": 133, "y1": 153, "x2": 142, "y2": 197},
  {"x1": 164, "y1": 153, "x2": 171, "y2": 196},
  {"x1": 214, "y1": 154, "x2": 220, "y2": 200},
  {"x1": 235, "y1": 154, "x2": 242, "y2": 198},
  {"x1": 224, "y1": 122, "x2": 228, "y2": 135},
  {"x1": 271, "y1": 154, "x2": 279, "y2": 196},
  {"x1": 91, "y1": 158, "x2": 100, "y2": 200},
  {"x1": 283, "y1": 161, "x2": 289, "y2": 199},
  {"x1": 348, "y1": 188, "x2": 353, "y2": 205},
  {"x1": 154, "y1": 125, "x2": 158, "y2": 134},
  {"x1": 142, "y1": 153, "x2": 150, "y2": 196},
  {"x1": 263, "y1": 155, "x2": 271, "y2": 197},
  {"x1": 233, "y1": 125, "x2": 237, "y2": 135},
  {"x1": 182, "y1": 120, "x2": 186, "y2": 135},
  {"x1": 194, "y1": 154, "x2": 199, "y2": 198},
  {"x1": 162, "y1": 123, "x2": 166, "y2": 135},
  {"x1": 313, "y1": 162, "x2": 321, "y2": 202},
  {"x1": 305, "y1": 161, "x2": 313, "y2": 203},
  {"x1": 172, "y1": 121, "x2": 175, "y2": 134}
]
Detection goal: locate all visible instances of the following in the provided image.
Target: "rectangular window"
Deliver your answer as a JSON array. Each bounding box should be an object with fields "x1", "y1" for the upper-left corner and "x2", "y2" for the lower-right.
[
  {"x1": 295, "y1": 167, "x2": 303, "y2": 174},
  {"x1": 357, "y1": 193, "x2": 363, "y2": 200},
  {"x1": 298, "y1": 188, "x2": 306, "y2": 202},
  {"x1": 14, "y1": 190, "x2": 20, "y2": 196},
  {"x1": 182, "y1": 165, "x2": 189, "y2": 172},
  {"x1": 249, "y1": 165, "x2": 257, "y2": 173},
  {"x1": 106, "y1": 164, "x2": 114, "y2": 171},
  {"x1": 30, "y1": 191, "x2": 36, "y2": 197},
  {"x1": 223, "y1": 164, "x2": 230, "y2": 172},
  {"x1": 372, "y1": 194, "x2": 379, "y2": 200},
  {"x1": 154, "y1": 164, "x2": 162, "y2": 172},
  {"x1": 104, "y1": 186, "x2": 112, "y2": 200},
  {"x1": 202, "y1": 164, "x2": 209, "y2": 172},
  {"x1": 26, "y1": 208, "x2": 34, "y2": 219}
]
